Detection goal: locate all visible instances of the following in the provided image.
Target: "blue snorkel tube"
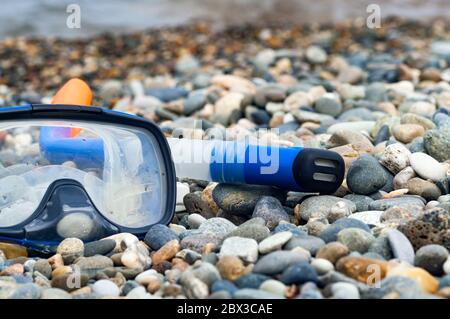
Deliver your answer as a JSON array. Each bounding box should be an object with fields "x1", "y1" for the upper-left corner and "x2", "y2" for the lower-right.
[
  {"x1": 40, "y1": 123, "x2": 345, "y2": 194},
  {"x1": 40, "y1": 126, "x2": 104, "y2": 169}
]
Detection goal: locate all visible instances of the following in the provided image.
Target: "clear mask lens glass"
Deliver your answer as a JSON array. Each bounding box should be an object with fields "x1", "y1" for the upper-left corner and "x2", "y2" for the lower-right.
[{"x1": 0, "y1": 120, "x2": 167, "y2": 229}]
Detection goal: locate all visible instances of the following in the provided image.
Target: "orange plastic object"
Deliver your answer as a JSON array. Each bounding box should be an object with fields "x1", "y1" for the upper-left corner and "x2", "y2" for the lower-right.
[{"x1": 51, "y1": 78, "x2": 93, "y2": 136}]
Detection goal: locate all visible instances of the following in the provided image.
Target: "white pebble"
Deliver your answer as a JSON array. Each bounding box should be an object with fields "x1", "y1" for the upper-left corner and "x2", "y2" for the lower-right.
[
  {"x1": 135, "y1": 269, "x2": 161, "y2": 285},
  {"x1": 410, "y1": 152, "x2": 447, "y2": 182},
  {"x1": 348, "y1": 211, "x2": 383, "y2": 226},
  {"x1": 258, "y1": 231, "x2": 292, "y2": 254},
  {"x1": 126, "y1": 286, "x2": 148, "y2": 299},
  {"x1": 331, "y1": 282, "x2": 360, "y2": 299},
  {"x1": 259, "y1": 279, "x2": 287, "y2": 296},
  {"x1": 311, "y1": 258, "x2": 334, "y2": 274},
  {"x1": 220, "y1": 237, "x2": 259, "y2": 263},
  {"x1": 187, "y1": 213, "x2": 206, "y2": 229},
  {"x1": 92, "y1": 280, "x2": 120, "y2": 297},
  {"x1": 176, "y1": 182, "x2": 190, "y2": 212}
]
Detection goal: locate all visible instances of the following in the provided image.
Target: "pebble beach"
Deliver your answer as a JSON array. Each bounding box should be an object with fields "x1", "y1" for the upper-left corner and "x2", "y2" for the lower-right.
[{"x1": 1, "y1": 17, "x2": 450, "y2": 299}]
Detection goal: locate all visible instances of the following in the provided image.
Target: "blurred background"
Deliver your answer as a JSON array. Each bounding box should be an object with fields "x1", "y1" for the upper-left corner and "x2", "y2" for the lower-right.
[{"x1": 2, "y1": 0, "x2": 450, "y2": 39}]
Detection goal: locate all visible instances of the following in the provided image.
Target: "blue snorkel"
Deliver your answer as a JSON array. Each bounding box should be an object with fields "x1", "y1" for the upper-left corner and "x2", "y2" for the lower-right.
[{"x1": 40, "y1": 126, "x2": 345, "y2": 194}]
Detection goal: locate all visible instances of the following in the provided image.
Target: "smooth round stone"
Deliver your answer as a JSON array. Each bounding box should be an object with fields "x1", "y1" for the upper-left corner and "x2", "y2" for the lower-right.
[
  {"x1": 368, "y1": 235, "x2": 393, "y2": 260},
  {"x1": 175, "y1": 55, "x2": 199, "y2": 74},
  {"x1": 259, "y1": 279, "x2": 286, "y2": 296},
  {"x1": 406, "y1": 177, "x2": 442, "y2": 201},
  {"x1": 368, "y1": 196, "x2": 425, "y2": 210},
  {"x1": 56, "y1": 238, "x2": 84, "y2": 264},
  {"x1": 9, "y1": 283, "x2": 41, "y2": 299},
  {"x1": 84, "y1": 239, "x2": 116, "y2": 257},
  {"x1": 319, "y1": 218, "x2": 370, "y2": 243},
  {"x1": 401, "y1": 113, "x2": 436, "y2": 130},
  {"x1": 284, "y1": 235, "x2": 325, "y2": 255},
  {"x1": 306, "y1": 45, "x2": 327, "y2": 64},
  {"x1": 252, "y1": 251, "x2": 309, "y2": 275},
  {"x1": 392, "y1": 124, "x2": 425, "y2": 144},
  {"x1": 34, "y1": 259, "x2": 52, "y2": 279},
  {"x1": 248, "y1": 108, "x2": 271, "y2": 125},
  {"x1": 211, "y1": 280, "x2": 238, "y2": 295},
  {"x1": 408, "y1": 137, "x2": 426, "y2": 153},
  {"x1": 387, "y1": 229, "x2": 414, "y2": 264},
  {"x1": 327, "y1": 121, "x2": 375, "y2": 134},
  {"x1": 212, "y1": 184, "x2": 286, "y2": 216},
  {"x1": 343, "y1": 194, "x2": 374, "y2": 212},
  {"x1": 233, "y1": 288, "x2": 284, "y2": 299},
  {"x1": 414, "y1": 244, "x2": 449, "y2": 276},
  {"x1": 280, "y1": 262, "x2": 319, "y2": 285},
  {"x1": 347, "y1": 155, "x2": 389, "y2": 195},
  {"x1": 409, "y1": 101, "x2": 436, "y2": 117},
  {"x1": 379, "y1": 143, "x2": 411, "y2": 174},
  {"x1": 273, "y1": 223, "x2": 308, "y2": 237},
  {"x1": 314, "y1": 96, "x2": 342, "y2": 117},
  {"x1": 292, "y1": 110, "x2": 334, "y2": 124},
  {"x1": 373, "y1": 124, "x2": 391, "y2": 145},
  {"x1": 183, "y1": 92, "x2": 206, "y2": 115},
  {"x1": 198, "y1": 217, "x2": 237, "y2": 240},
  {"x1": 56, "y1": 213, "x2": 95, "y2": 240},
  {"x1": 144, "y1": 224, "x2": 179, "y2": 250},
  {"x1": 176, "y1": 182, "x2": 190, "y2": 212},
  {"x1": 193, "y1": 73, "x2": 211, "y2": 89},
  {"x1": 126, "y1": 286, "x2": 148, "y2": 299},
  {"x1": 92, "y1": 280, "x2": 120, "y2": 297},
  {"x1": 74, "y1": 255, "x2": 114, "y2": 270},
  {"x1": 252, "y1": 196, "x2": 289, "y2": 230},
  {"x1": 258, "y1": 231, "x2": 292, "y2": 254},
  {"x1": 336, "y1": 228, "x2": 375, "y2": 253},
  {"x1": 146, "y1": 87, "x2": 188, "y2": 103},
  {"x1": 438, "y1": 194, "x2": 450, "y2": 204},
  {"x1": 135, "y1": 269, "x2": 160, "y2": 285},
  {"x1": 348, "y1": 211, "x2": 382, "y2": 226},
  {"x1": 393, "y1": 166, "x2": 417, "y2": 189},
  {"x1": 316, "y1": 242, "x2": 349, "y2": 264},
  {"x1": 187, "y1": 213, "x2": 206, "y2": 229},
  {"x1": 227, "y1": 223, "x2": 270, "y2": 242},
  {"x1": 331, "y1": 282, "x2": 360, "y2": 299},
  {"x1": 234, "y1": 274, "x2": 271, "y2": 289},
  {"x1": 299, "y1": 195, "x2": 356, "y2": 221},
  {"x1": 410, "y1": 152, "x2": 447, "y2": 182},
  {"x1": 311, "y1": 258, "x2": 334, "y2": 274},
  {"x1": 41, "y1": 288, "x2": 72, "y2": 299},
  {"x1": 339, "y1": 107, "x2": 375, "y2": 122},
  {"x1": 220, "y1": 237, "x2": 258, "y2": 263}
]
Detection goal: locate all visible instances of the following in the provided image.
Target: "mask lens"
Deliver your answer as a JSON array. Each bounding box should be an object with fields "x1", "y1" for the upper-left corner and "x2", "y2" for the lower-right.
[{"x1": 0, "y1": 119, "x2": 167, "y2": 229}]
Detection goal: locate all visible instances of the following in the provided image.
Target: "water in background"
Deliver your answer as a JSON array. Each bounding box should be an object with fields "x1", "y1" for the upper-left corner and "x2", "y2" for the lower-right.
[{"x1": 1, "y1": 0, "x2": 449, "y2": 39}]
